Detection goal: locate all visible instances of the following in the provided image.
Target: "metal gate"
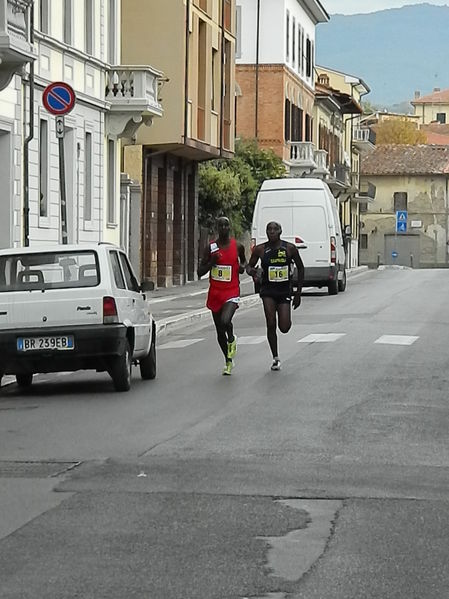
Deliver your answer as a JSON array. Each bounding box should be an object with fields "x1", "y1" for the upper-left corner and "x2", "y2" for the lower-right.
[{"x1": 384, "y1": 234, "x2": 420, "y2": 268}]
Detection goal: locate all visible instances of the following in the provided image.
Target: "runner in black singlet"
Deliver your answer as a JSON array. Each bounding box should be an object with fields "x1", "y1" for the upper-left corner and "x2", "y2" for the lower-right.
[{"x1": 247, "y1": 221, "x2": 304, "y2": 371}]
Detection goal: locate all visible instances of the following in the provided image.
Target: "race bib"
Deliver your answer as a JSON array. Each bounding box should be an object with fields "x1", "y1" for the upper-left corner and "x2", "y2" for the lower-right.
[
  {"x1": 268, "y1": 265, "x2": 288, "y2": 282},
  {"x1": 211, "y1": 265, "x2": 232, "y2": 282}
]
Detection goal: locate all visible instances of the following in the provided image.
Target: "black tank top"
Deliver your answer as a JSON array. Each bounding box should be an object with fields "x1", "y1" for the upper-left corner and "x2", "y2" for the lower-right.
[{"x1": 259, "y1": 241, "x2": 292, "y2": 298}]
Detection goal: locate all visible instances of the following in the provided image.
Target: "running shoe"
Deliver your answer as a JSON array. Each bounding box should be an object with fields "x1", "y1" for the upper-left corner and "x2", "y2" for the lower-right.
[
  {"x1": 222, "y1": 360, "x2": 234, "y2": 376},
  {"x1": 227, "y1": 335, "x2": 237, "y2": 359},
  {"x1": 271, "y1": 358, "x2": 281, "y2": 371}
]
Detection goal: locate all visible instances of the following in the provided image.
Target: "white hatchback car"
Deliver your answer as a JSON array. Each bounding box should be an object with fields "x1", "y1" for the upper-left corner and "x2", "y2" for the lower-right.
[{"x1": 0, "y1": 243, "x2": 156, "y2": 392}]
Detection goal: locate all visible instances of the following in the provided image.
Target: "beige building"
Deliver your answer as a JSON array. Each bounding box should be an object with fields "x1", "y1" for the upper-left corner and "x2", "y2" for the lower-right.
[
  {"x1": 412, "y1": 88, "x2": 449, "y2": 126},
  {"x1": 122, "y1": 0, "x2": 236, "y2": 287},
  {"x1": 360, "y1": 144, "x2": 449, "y2": 268}
]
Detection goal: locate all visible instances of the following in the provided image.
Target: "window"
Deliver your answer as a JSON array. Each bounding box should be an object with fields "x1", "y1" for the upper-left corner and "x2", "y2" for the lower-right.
[
  {"x1": 108, "y1": 0, "x2": 117, "y2": 63},
  {"x1": 286, "y1": 10, "x2": 290, "y2": 62},
  {"x1": 119, "y1": 253, "x2": 140, "y2": 292},
  {"x1": 284, "y1": 99, "x2": 291, "y2": 142},
  {"x1": 292, "y1": 17, "x2": 296, "y2": 67},
  {"x1": 40, "y1": 0, "x2": 49, "y2": 34},
  {"x1": 301, "y1": 29, "x2": 305, "y2": 74},
  {"x1": 211, "y1": 48, "x2": 218, "y2": 111},
  {"x1": 306, "y1": 37, "x2": 312, "y2": 78},
  {"x1": 235, "y1": 5, "x2": 242, "y2": 59},
  {"x1": 39, "y1": 119, "x2": 48, "y2": 218},
  {"x1": 107, "y1": 139, "x2": 116, "y2": 224},
  {"x1": 393, "y1": 191, "x2": 407, "y2": 212},
  {"x1": 436, "y1": 112, "x2": 446, "y2": 124},
  {"x1": 109, "y1": 251, "x2": 126, "y2": 289},
  {"x1": 297, "y1": 25, "x2": 301, "y2": 73},
  {"x1": 84, "y1": 132, "x2": 92, "y2": 222},
  {"x1": 64, "y1": 0, "x2": 73, "y2": 45},
  {"x1": 361, "y1": 234, "x2": 368, "y2": 249},
  {"x1": 85, "y1": 0, "x2": 94, "y2": 55}
]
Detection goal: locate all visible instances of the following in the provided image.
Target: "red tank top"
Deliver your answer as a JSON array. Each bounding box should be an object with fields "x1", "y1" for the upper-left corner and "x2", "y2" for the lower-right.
[{"x1": 206, "y1": 238, "x2": 240, "y2": 312}]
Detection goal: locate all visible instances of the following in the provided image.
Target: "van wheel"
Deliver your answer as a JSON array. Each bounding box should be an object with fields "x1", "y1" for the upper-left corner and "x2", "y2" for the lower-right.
[
  {"x1": 16, "y1": 373, "x2": 33, "y2": 388},
  {"x1": 140, "y1": 334, "x2": 156, "y2": 380},
  {"x1": 110, "y1": 341, "x2": 132, "y2": 392},
  {"x1": 338, "y1": 270, "x2": 347, "y2": 292},
  {"x1": 328, "y1": 280, "x2": 339, "y2": 295}
]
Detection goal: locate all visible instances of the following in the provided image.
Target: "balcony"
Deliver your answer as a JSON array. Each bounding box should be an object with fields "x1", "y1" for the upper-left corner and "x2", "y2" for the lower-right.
[
  {"x1": 356, "y1": 180, "x2": 376, "y2": 202},
  {"x1": 352, "y1": 127, "x2": 376, "y2": 151},
  {"x1": 326, "y1": 163, "x2": 351, "y2": 192},
  {"x1": 313, "y1": 149, "x2": 330, "y2": 177},
  {"x1": 0, "y1": 0, "x2": 35, "y2": 90},
  {"x1": 287, "y1": 141, "x2": 317, "y2": 176},
  {"x1": 105, "y1": 65, "x2": 164, "y2": 138}
]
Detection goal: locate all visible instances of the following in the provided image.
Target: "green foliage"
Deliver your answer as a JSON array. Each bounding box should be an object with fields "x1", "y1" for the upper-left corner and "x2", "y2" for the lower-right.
[
  {"x1": 375, "y1": 119, "x2": 426, "y2": 145},
  {"x1": 198, "y1": 138, "x2": 286, "y2": 235}
]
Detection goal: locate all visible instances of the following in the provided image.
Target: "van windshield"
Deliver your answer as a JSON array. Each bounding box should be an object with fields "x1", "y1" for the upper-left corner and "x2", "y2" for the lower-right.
[{"x1": 0, "y1": 250, "x2": 100, "y2": 292}]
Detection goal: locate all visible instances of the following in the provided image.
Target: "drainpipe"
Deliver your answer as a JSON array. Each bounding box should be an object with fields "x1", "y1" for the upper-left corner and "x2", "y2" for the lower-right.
[
  {"x1": 184, "y1": 0, "x2": 190, "y2": 143},
  {"x1": 23, "y1": 5, "x2": 35, "y2": 247},
  {"x1": 255, "y1": 0, "x2": 260, "y2": 139},
  {"x1": 219, "y1": 0, "x2": 225, "y2": 155}
]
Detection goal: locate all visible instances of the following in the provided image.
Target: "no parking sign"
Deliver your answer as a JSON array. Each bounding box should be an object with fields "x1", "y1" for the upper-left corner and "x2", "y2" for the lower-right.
[{"x1": 43, "y1": 81, "x2": 76, "y2": 116}]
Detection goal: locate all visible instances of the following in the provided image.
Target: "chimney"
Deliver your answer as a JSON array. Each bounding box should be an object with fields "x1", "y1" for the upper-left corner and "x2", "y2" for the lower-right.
[
  {"x1": 414, "y1": 90, "x2": 420, "y2": 100},
  {"x1": 434, "y1": 87, "x2": 441, "y2": 93}
]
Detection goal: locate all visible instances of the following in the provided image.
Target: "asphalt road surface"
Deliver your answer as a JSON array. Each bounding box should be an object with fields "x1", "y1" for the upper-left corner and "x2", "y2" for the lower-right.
[{"x1": 1, "y1": 267, "x2": 449, "y2": 599}]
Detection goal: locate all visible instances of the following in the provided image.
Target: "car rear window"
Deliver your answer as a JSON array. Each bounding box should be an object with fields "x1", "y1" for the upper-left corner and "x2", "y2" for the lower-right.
[{"x1": 0, "y1": 250, "x2": 100, "y2": 292}]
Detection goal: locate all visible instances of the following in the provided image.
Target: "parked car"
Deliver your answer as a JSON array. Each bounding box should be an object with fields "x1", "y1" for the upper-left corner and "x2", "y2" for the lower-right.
[
  {"x1": 251, "y1": 178, "x2": 347, "y2": 295},
  {"x1": 0, "y1": 243, "x2": 156, "y2": 392}
]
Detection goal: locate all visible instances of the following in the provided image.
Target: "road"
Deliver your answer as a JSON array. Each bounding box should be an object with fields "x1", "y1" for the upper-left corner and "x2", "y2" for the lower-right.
[{"x1": 1, "y1": 267, "x2": 449, "y2": 598}]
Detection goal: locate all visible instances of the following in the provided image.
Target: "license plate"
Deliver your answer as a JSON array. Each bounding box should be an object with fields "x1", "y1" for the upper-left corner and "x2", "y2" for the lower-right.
[{"x1": 17, "y1": 336, "x2": 74, "y2": 352}]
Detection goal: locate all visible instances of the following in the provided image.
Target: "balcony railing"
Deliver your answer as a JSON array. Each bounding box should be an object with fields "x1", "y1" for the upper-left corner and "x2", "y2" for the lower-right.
[
  {"x1": 313, "y1": 149, "x2": 329, "y2": 175},
  {"x1": 105, "y1": 66, "x2": 163, "y2": 116},
  {"x1": 0, "y1": 0, "x2": 35, "y2": 90},
  {"x1": 353, "y1": 127, "x2": 376, "y2": 146},
  {"x1": 289, "y1": 141, "x2": 317, "y2": 167}
]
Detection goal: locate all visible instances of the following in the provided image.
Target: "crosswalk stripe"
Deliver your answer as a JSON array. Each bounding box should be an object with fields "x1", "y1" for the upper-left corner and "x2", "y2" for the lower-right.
[
  {"x1": 159, "y1": 339, "x2": 204, "y2": 349},
  {"x1": 237, "y1": 336, "x2": 266, "y2": 345},
  {"x1": 298, "y1": 333, "x2": 346, "y2": 343},
  {"x1": 374, "y1": 335, "x2": 419, "y2": 346}
]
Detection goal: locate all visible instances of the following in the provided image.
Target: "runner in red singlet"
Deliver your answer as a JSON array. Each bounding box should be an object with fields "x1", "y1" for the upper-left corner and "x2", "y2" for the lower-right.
[{"x1": 198, "y1": 217, "x2": 246, "y2": 375}]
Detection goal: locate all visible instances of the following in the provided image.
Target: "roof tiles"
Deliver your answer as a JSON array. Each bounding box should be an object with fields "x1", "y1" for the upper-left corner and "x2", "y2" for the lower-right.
[{"x1": 361, "y1": 144, "x2": 449, "y2": 176}]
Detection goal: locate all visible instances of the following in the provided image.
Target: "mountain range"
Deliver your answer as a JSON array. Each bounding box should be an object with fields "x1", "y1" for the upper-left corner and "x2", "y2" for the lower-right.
[{"x1": 315, "y1": 3, "x2": 449, "y2": 110}]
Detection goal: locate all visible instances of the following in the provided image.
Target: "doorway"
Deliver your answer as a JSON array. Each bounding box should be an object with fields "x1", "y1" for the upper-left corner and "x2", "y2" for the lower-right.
[{"x1": 384, "y1": 234, "x2": 420, "y2": 268}]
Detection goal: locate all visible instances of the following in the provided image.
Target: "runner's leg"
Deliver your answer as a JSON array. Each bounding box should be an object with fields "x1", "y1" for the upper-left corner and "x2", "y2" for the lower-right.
[
  {"x1": 221, "y1": 301, "x2": 238, "y2": 342},
  {"x1": 262, "y1": 296, "x2": 278, "y2": 358},
  {"x1": 212, "y1": 309, "x2": 228, "y2": 359},
  {"x1": 277, "y1": 302, "x2": 292, "y2": 334}
]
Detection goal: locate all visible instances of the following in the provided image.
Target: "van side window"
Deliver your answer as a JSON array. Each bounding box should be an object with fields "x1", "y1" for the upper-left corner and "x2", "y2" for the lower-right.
[{"x1": 109, "y1": 251, "x2": 126, "y2": 289}]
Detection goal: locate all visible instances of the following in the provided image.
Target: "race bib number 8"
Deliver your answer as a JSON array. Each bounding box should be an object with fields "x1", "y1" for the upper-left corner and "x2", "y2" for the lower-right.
[
  {"x1": 211, "y1": 265, "x2": 232, "y2": 282},
  {"x1": 268, "y1": 265, "x2": 288, "y2": 282}
]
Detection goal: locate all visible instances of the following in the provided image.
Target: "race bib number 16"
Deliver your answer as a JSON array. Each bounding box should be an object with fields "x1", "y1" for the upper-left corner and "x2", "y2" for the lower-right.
[
  {"x1": 211, "y1": 265, "x2": 232, "y2": 282},
  {"x1": 268, "y1": 265, "x2": 288, "y2": 282}
]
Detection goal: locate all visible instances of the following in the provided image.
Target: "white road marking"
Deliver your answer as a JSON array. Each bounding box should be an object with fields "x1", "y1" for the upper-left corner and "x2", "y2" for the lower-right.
[
  {"x1": 237, "y1": 336, "x2": 266, "y2": 345},
  {"x1": 374, "y1": 335, "x2": 419, "y2": 346},
  {"x1": 298, "y1": 333, "x2": 346, "y2": 343},
  {"x1": 159, "y1": 339, "x2": 204, "y2": 349}
]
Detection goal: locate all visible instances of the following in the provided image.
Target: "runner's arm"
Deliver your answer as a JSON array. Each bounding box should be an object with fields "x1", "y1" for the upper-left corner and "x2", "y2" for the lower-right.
[
  {"x1": 245, "y1": 246, "x2": 261, "y2": 277},
  {"x1": 237, "y1": 242, "x2": 247, "y2": 274},
  {"x1": 290, "y1": 245, "x2": 304, "y2": 309},
  {"x1": 197, "y1": 244, "x2": 218, "y2": 278}
]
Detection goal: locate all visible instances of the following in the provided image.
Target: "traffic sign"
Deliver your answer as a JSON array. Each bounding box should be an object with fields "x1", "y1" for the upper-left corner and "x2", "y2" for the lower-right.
[
  {"x1": 392, "y1": 250, "x2": 398, "y2": 259},
  {"x1": 396, "y1": 210, "x2": 408, "y2": 233},
  {"x1": 43, "y1": 82, "x2": 76, "y2": 116}
]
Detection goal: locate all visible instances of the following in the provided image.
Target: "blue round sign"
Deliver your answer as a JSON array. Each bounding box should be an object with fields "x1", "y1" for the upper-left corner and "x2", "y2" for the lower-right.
[
  {"x1": 43, "y1": 82, "x2": 76, "y2": 115},
  {"x1": 392, "y1": 250, "x2": 398, "y2": 258}
]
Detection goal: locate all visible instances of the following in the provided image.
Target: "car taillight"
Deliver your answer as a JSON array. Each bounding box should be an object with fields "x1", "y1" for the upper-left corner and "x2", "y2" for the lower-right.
[
  {"x1": 250, "y1": 238, "x2": 256, "y2": 252},
  {"x1": 295, "y1": 236, "x2": 304, "y2": 244},
  {"x1": 330, "y1": 236, "x2": 336, "y2": 264},
  {"x1": 103, "y1": 296, "x2": 118, "y2": 324}
]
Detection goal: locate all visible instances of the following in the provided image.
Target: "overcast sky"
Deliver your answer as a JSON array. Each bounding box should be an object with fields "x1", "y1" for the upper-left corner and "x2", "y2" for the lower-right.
[{"x1": 323, "y1": 0, "x2": 449, "y2": 14}]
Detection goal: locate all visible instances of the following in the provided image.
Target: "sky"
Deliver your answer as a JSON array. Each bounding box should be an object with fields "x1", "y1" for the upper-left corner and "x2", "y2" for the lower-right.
[{"x1": 322, "y1": 0, "x2": 449, "y2": 14}]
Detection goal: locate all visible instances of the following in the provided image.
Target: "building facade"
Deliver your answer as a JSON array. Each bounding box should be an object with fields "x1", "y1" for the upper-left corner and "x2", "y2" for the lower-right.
[
  {"x1": 0, "y1": 0, "x2": 163, "y2": 256},
  {"x1": 235, "y1": 0, "x2": 328, "y2": 165},
  {"x1": 360, "y1": 144, "x2": 449, "y2": 269},
  {"x1": 122, "y1": 0, "x2": 236, "y2": 287}
]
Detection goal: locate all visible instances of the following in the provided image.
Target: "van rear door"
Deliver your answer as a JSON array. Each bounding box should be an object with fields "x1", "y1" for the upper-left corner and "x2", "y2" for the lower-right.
[{"x1": 291, "y1": 205, "x2": 330, "y2": 268}]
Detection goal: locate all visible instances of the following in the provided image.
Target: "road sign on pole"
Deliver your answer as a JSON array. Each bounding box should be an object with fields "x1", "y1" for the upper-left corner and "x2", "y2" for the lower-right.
[
  {"x1": 43, "y1": 83, "x2": 76, "y2": 245},
  {"x1": 396, "y1": 210, "x2": 408, "y2": 233}
]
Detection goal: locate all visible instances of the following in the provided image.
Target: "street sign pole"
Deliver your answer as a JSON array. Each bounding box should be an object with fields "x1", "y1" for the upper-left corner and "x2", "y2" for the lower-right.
[
  {"x1": 43, "y1": 82, "x2": 76, "y2": 245},
  {"x1": 56, "y1": 116, "x2": 68, "y2": 245}
]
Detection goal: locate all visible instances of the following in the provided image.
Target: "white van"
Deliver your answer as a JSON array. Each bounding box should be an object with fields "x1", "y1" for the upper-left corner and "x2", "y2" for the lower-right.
[{"x1": 250, "y1": 178, "x2": 347, "y2": 295}]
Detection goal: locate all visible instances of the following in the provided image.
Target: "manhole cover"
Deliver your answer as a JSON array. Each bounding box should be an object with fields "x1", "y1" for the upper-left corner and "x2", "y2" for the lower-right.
[{"x1": 0, "y1": 460, "x2": 81, "y2": 478}]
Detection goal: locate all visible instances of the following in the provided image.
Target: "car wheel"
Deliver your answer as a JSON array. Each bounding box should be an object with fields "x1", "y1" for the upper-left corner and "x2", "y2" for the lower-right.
[
  {"x1": 16, "y1": 373, "x2": 33, "y2": 388},
  {"x1": 140, "y1": 331, "x2": 156, "y2": 380},
  {"x1": 338, "y1": 269, "x2": 347, "y2": 292},
  {"x1": 328, "y1": 279, "x2": 338, "y2": 295},
  {"x1": 110, "y1": 340, "x2": 132, "y2": 392}
]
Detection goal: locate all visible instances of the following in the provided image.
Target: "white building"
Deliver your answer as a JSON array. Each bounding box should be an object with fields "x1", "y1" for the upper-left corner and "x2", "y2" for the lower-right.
[{"x1": 0, "y1": 0, "x2": 163, "y2": 253}]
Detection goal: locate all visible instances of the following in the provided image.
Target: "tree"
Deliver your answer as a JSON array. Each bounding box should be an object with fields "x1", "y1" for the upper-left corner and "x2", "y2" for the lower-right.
[
  {"x1": 198, "y1": 138, "x2": 286, "y2": 235},
  {"x1": 375, "y1": 119, "x2": 426, "y2": 145}
]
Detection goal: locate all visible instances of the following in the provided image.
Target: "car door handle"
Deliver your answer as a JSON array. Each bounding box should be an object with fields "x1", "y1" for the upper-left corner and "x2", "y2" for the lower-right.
[{"x1": 298, "y1": 244, "x2": 308, "y2": 249}]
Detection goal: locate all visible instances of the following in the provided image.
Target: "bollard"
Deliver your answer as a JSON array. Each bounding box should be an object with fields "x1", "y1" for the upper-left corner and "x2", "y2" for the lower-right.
[{"x1": 410, "y1": 254, "x2": 414, "y2": 268}]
